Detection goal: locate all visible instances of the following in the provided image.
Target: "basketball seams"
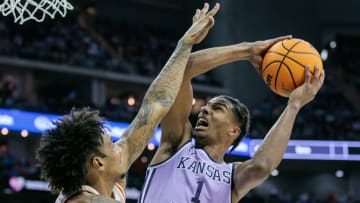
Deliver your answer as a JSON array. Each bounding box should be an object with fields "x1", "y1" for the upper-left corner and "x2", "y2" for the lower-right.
[
  {"x1": 268, "y1": 51, "x2": 306, "y2": 69},
  {"x1": 281, "y1": 40, "x2": 319, "y2": 55},
  {"x1": 279, "y1": 62, "x2": 298, "y2": 89},
  {"x1": 267, "y1": 50, "x2": 317, "y2": 75},
  {"x1": 262, "y1": 60, "x2": 283, "y2": 74},
  {"x1": 274, "y1": 40, "x2": 302, "y2": 92}
]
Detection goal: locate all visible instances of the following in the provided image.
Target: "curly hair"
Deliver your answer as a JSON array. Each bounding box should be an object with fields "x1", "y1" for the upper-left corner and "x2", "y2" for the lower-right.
[
  {"x1": 216, "y1": 95, "x2": 250, "y2": 153},
  {"x1": 36, "y1": 108, "x2": 107, "y2": 194}
]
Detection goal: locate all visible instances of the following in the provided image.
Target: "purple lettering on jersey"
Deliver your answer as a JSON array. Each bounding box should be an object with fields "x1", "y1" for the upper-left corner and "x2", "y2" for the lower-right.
[{"x1": 139, "y1": 142, "x2": 233, "y2": 203}]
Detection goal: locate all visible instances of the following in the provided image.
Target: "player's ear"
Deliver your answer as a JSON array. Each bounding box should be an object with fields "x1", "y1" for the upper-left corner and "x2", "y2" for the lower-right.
[
  {"x1": 91, "y1": 156, "x2": 105, "y2": 171},
  {"x1": 228, "y1": 127, "x2": 240, "y2": 137}
]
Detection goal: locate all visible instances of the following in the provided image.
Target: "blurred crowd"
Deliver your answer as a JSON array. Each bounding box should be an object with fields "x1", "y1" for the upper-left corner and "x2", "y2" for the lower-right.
[
  {"x1": 0, "y1": 18, "x2": 168, "y2": 76},
  {"x1": 249, "y1": 69, "x2": 360, "y2": 140},
  {"x1": 0, "y1": 17, "x2": 217, "y2": 83},
  {"x1": 0, "y1": 140, "x2": 40, "y2": 191},
  {"x1": 0, "y1": 16, "x2": 359, "y2": 140}
]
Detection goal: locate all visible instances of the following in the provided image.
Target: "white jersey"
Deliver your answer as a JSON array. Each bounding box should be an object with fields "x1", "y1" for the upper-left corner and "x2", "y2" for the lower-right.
[{"x1": 55, "y1": 183, "x2": 125, "y2": 203}]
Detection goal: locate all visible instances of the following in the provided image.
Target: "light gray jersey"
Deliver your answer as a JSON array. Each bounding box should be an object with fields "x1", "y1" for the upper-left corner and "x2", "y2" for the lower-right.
[{"x1": 139, "y1": 141, "x2": 233, "y2": 203}]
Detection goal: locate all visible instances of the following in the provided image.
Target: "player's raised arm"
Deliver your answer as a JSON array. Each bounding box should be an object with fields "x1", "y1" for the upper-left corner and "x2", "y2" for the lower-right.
[
  {"x1": 186, "y1": 35, "x2": 292, "y2": 78},
  {"x1": 117, "y1": 3, "x2": 220, "y2": 170},
  {"x1": 232, "y1": 65, "x2": 325, "y2": 201}
]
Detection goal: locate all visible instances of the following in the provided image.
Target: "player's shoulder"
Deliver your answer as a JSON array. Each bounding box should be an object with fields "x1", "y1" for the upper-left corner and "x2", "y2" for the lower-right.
[
  {"x1": 64, "y1": 192, "x2": 90, "y2": 203},
  {"x1": 65, "y1": 192, "x2": 112, "y2": 203}
]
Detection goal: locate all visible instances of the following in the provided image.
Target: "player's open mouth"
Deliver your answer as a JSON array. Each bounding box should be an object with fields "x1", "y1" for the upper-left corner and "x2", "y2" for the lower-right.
[{"x1": 195, "y1": 117, "x2": 209, "y2": 131}]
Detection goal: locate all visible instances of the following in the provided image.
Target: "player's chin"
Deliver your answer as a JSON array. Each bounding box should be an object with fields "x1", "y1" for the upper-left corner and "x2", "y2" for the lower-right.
[{"x1": 193, "y1": 130, "x2": 208, "y2": 140}]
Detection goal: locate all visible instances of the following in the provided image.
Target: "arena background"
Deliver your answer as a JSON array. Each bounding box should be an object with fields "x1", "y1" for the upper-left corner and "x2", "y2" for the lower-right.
[{"x1": 0, "y1": 0, "x2": 359, "y2": 202}]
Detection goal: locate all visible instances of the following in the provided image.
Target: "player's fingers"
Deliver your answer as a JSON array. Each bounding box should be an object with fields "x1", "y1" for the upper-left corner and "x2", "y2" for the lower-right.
[
  {"x1": 267, "y1": 35, "x2": 292, "y2": 46},
  {"x1": 200, "y1": 3, "x2": 209, "y2": 17},
  {"x1": 314, "y1": 64, "x2": 321, "y2": 79},
  {"x1": 319, "y1": 69, "x2": 325, "y2": 85},
  {"x1": 192, "y1": 9, "x2": 201, "y2": 23},
  {"x1": 305, "y1": 65, "x2": 311, "y2": 84},
  {"x1": 207, "y1": 3, "x2": 220, "y2": 17},
  {"x1": 273, "y1": 35, "x2": 293, "y2": 42}
]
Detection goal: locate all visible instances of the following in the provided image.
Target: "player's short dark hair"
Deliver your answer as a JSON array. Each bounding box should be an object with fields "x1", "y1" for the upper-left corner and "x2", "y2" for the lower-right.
[
  {"x1": 36, "y1": 107, "x2": 107, "y2": 194},
  {"x1": 216, "y1": 95, "x2": 250, "y2": 152}
]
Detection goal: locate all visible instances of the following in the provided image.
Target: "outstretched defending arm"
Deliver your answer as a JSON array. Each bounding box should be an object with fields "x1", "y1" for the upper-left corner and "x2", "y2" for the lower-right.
[
  {"x1": 117, "y1": 3, "x2": 220, "y2": 171},
  {"x1": 232, "y1": 66, "x2": 325, "y2": 201}
]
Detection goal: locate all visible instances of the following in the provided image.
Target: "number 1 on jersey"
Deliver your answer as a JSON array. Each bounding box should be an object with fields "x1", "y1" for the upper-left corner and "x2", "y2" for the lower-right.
[{"x1": 191, "y1": 181, "x2": 204, "y2": 203}]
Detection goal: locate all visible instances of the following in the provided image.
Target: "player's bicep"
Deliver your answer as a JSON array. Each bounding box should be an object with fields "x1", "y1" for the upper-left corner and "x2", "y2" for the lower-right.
[
  {"x1": 233, "y1": 160, "x2": 270, "y2": 198},
  {"x1": 159, "y1": 80, "x2": 193, "y2": 146},
  {"x1": 151, "y1": 120, "x2": 192, "y2": 165},
  {"x1": 151, "y1": 82, "x2": 193, "y2": 165},
  {"x1": 160, "y1": 113, "x2": 190, "y2": 145}
]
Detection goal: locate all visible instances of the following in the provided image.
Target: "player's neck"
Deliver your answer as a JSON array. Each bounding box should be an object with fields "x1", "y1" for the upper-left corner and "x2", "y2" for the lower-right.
[
  {"x1": 86, "y1": 177, "x2": 114, "y2": 198},
  {"x1": 202, "y1": 144, "x2": 227, "y2": 163}
]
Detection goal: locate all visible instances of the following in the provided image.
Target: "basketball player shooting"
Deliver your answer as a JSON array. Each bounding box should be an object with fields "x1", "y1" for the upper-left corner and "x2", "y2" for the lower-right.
[
  {"x1": 36, "y1": 3, "x2": 220, "y2": 203},
  {"x1": 139, "y1": 17, "x2": 325, "y2": 203}
]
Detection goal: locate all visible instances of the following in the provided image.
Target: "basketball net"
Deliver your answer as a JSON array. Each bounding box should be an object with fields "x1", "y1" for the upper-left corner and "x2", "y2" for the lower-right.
[{"x1": 0, "y1": 0, "x2": 73, "y2": 24}]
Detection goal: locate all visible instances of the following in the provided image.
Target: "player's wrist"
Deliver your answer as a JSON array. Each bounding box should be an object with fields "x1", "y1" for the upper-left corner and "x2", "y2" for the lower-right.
[
  {"x1": 235, "y1": 42, "x2": 252, "y2": 60},
  {"x1": 178, "y1": 38, "x2": 194, "y2": 48},
  {"x1": 287, "y1": 100, "x2": 302, "y2": 112}
]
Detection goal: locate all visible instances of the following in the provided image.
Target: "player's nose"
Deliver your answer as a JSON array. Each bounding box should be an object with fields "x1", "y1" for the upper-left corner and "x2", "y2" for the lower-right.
[{"x1": 200, "y1": 105, "x2": 209, "y2": 115}]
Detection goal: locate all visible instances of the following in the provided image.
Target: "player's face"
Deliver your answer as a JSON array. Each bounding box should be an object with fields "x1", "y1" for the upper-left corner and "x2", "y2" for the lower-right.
[
  {"x1": 99, "y1": 133, "x2": 123, "y2": 177},
  {"x1": 193, "y1": 97, "x2": 238, "y2": 145}
]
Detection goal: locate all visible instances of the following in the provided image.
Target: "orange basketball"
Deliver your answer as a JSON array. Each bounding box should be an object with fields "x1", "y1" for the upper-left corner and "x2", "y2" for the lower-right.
[{"x1": 261, "y1": 38, "x2": 323, "y2": 97}]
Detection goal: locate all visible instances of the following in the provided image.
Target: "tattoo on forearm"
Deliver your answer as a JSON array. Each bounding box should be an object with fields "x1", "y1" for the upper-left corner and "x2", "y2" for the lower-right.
[
  {"x1": 137, "y1": 99, "x2": 152, "y2": 128},
  {"x1": 127, "y1": 122, "x2": 157, "y2": 166},
  {"x1": 145, "y1": 43, "x2": 192, "y2": 107},
  {"x1": 127, "y1": 42, "x2": 192, "y2": 165}
]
